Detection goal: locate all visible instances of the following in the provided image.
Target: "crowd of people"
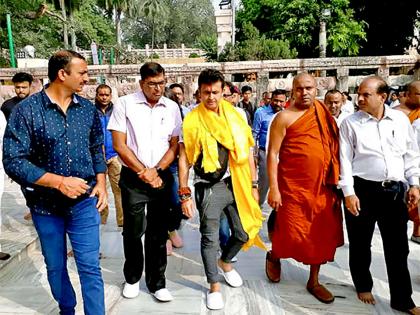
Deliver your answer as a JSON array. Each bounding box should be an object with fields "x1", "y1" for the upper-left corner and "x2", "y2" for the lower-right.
[{"x1": 0, "y1": 49, "x2": 419, "y2": 315}]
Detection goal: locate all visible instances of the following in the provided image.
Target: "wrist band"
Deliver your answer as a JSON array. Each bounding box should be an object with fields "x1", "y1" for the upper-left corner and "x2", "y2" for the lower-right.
[{"x1": 178, "y1": 186, "x2": 192, "y2": 196}]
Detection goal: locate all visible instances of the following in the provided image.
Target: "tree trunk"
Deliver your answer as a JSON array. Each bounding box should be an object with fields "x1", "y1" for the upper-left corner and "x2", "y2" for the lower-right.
[
  {"x1": 59, "y1": 0, "x2": 69, "y2": 48},
  {"x1": 116, "y1": 8, "x2": 122, "y2": 46},
  {"x1": 151, "y1": 17, "x2": 155, "y2": 55},
  {"x1": 69, "y1": 11, "x2": 76, "y2": 50}
]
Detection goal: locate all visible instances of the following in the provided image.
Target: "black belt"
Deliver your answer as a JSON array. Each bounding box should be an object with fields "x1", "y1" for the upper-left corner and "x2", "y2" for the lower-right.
[{"x1": 354, "y1": 176, "x2": 403, "y2": 191}]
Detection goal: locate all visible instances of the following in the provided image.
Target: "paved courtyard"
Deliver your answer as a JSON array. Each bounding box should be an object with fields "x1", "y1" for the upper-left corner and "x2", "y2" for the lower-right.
[{"x1": 0, "y1": 178, "x2": 420, "y2": 314}]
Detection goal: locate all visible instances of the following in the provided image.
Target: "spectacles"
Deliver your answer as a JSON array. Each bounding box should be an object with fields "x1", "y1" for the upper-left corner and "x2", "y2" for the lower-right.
[
  {"x1": 145, "y1": 81, "x2": 166, "y2": 89},
  {"x1": 223, "y1": 94, "x2": 233, "y2": 98}
]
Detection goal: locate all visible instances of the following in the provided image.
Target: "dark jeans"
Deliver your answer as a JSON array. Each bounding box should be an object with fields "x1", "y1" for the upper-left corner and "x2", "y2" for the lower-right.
[
  {"x1": 345, "y1": 176, "x2": 415, "y2": 311},
  {"x1": 168, "y1": 162, "x2": 183, "y2": 232},
  {"x1": 31, "y1": 197, "x2": 104, "y2": 315},
  {"x1": 119, "y1": 166, "x2": 173, "y2": 293},
  {"x1": 195, "y1": 178, "x2": 249, "y2": 283}
]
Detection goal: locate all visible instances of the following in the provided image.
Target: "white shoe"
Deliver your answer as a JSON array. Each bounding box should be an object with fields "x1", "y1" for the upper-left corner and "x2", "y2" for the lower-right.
[
  {"x1": 206, "y1": 291, "x2": 224, "y2": 310},
  {"x1": 152, "y1": 288, "x2": 173, "y2": 302},
  {"x1": 122, "y1": 281, "x2": 140, "y2": 298},
  {"x1": 218, "y1": 267, "x2": 243, "y2": 287},
  {"x1": 231, "y1": 256, "x2": 238, "y2": 263}
]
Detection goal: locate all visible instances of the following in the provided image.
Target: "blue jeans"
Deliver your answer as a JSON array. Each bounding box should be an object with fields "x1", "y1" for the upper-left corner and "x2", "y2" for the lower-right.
[
  {"x1": 32, "y1": 197, "x2": 104, "y2": 315},
  {"x1": 219, "y1": 213, "x2": 230, "y2": 250}
]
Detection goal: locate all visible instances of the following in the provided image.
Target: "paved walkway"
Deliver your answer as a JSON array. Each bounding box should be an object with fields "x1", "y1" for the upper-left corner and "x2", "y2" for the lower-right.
[{"x1": 0, "y1": 179, "x2": 420, "y2": 314}]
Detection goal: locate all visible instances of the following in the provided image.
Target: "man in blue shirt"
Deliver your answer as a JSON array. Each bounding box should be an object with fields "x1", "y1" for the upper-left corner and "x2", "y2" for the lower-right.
[
  {"x1": 3, "y1": 50, "x2": 107, "y2": 315},
  {"x1": 95, "y1": 84, "x2": 124, "y2": 228},
  {"x1": 252, "y1": 89, "x2": 287, "y2": 206}
]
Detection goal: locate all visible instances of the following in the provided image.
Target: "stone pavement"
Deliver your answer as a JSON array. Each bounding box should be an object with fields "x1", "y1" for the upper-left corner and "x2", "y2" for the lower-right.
[{"x1": 0, "y1": 178, "x2": 420, "y2": 314}]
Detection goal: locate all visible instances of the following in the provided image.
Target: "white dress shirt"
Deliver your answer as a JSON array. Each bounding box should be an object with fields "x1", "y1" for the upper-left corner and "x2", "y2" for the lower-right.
[
  {"x1": 335, "y1": 110, "x2": 351, "y2": 127},
  {"x1": 342, "y1": 100, "x2": 355, "y2": 115},
  {"x1": 107, "y1": 91, "x2": 182, "y2": 168},
  {"x1": 339, "y1": 105, "x2": 420, "y2": 196}
]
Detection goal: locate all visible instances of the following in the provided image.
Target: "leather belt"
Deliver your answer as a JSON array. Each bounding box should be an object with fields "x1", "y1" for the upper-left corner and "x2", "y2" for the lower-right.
[{"x1": 381, "y1": 180, "x2": 399, "y2": 189}]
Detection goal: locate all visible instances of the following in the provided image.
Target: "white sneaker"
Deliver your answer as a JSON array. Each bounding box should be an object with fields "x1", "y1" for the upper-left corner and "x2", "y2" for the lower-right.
[
  {"x1": 122, "y1": 281, "x2": 140, "y2": 298},
  {"x1": 231, "y1": 256, "x2": 238, "y2": 263},
  {"x1": 152, "y1": 288, "x2": 173, "y2": 302},
  {"x1": 218, "y1": 267, "x2": 243, "y2": 287},
  {"x1": 206, "y1": 291, "x2": 224, "y2": 310}
]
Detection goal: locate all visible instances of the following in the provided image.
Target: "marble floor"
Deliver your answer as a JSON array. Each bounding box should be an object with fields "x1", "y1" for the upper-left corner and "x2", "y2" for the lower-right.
[{"x1": 0, "y1": 179, "x2": 420, "y2": 314}]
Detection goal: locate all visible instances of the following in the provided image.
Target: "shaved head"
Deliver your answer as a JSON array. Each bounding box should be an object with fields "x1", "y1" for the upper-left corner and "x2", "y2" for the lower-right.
[
  {"x1": 292, "y1": 73, "x2": 317, "y2": 109},
  {"x1": 406, "y1": 80, "x2": 420, "y2": 108}
]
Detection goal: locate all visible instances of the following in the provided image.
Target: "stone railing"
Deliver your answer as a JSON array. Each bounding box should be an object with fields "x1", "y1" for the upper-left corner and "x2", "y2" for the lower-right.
[{"x1": 1, "y1": 55, "x2": 419, "y2": 102}]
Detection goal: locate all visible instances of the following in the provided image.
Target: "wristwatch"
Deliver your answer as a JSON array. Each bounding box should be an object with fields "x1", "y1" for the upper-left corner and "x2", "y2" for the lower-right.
[{"x1": 155, "y1": 165, "x2": 163, "y2": 173}]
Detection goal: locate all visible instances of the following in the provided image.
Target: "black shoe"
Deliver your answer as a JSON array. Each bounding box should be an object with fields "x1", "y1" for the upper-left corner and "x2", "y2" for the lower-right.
[{"x1": 0, "y1": 252, "x2": 11, "y2": 260}]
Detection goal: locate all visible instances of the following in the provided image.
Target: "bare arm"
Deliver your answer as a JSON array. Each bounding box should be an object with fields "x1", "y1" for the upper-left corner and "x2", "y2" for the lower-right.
[
  {"x1": 266, "y1": 113, "x2": 287, "y2": 210},
  {"x1": 178, "y1": 143, "x2": 195, "y2": 218}
]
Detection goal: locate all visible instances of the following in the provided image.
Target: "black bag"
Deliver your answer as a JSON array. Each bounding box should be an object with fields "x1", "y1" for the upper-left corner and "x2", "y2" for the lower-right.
[{"x1": 194, "y1": 142, "x2": 229, "y2": 184}]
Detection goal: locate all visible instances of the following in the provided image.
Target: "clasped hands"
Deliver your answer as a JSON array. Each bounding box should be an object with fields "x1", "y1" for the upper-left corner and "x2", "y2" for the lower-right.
[{"x1": 137, "y1": 167, "x2": 163, "y2": 188}]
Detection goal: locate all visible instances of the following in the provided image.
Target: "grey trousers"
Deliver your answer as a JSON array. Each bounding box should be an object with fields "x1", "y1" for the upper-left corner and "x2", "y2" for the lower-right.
[
  {"x1": 195, "y1": 179, "x2": 249, "y2": 283},
  {"x1": 258, "y1": 149, "x2": 269, "y2": 207}
]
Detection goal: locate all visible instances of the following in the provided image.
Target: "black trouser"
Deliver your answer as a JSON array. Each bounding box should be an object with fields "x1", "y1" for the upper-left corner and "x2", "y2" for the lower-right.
[
  {"x1": 195, "y1": 178, "x2": 249, "y2": 283},
  {"x1": 119, "y1": 166, "x2": 173, "y2": 293},
  {"x1": 345, "y1": 176, "x2": 415, "y2": 311}
]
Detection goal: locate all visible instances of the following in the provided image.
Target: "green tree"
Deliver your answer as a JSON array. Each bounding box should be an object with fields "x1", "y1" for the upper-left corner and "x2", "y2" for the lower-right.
[
  {"x1": 140, "y1": 0, "x2": 168, "y2": 51},
  {"x1": 195, "y1": 34, "x2": 217, "y2": 61},
  {"x1": 236, "y1": 0, "x2": 366, "y2": 57},
  {"x1": 349, "y1": 0, "x2": 419, "y2": 55},
  {"x1": 122, "y1": 0, "x2": 215, "y2": 50},
  {"x1": 218, "y1": 23, "x2": 297, "y2": 62},
  {"x1": 97, "y1": 0, "x2": 138, "y2": 46}
]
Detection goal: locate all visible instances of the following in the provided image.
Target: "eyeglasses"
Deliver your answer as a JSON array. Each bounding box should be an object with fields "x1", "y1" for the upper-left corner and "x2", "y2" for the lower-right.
[
  {"x1": 145, "y1": 81, "x2": 166, "y2": 89},
  {"x1": 223, "y1": 94, "x2": 233, "y2": 98}
]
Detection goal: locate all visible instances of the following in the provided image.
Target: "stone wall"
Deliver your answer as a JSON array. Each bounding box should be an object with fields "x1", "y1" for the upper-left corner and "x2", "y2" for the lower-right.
[{"x1": 1, "y1": 55, "x2": 419, "y2": 103}]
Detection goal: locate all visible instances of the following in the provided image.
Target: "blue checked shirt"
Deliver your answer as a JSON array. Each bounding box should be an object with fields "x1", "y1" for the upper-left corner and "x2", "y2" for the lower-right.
[{"x1": 3, "y1": 89, "x2": 107, "y2": 215}]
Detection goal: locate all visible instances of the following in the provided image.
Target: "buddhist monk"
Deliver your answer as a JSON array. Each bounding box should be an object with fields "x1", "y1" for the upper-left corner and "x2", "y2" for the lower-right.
[
  {"x1": 396, "y1": 81, "x2": 420, "y2": 244},
  {"x1": 266, "y1": 73, "x2": 343, "y2": 304}
]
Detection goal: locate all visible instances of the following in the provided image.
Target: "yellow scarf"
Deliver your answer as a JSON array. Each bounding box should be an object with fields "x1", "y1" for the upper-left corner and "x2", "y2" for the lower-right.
[{"x1": 183, "y1": 100, "x2": 265, "y2": 250}]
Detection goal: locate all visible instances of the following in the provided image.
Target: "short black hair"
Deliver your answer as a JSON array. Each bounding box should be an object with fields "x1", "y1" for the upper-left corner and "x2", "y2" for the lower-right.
[
  {"x1": 48, "y1": 50, "x2": 85, "y2": 82},
  {"x1": 271, "y1": 89, "x2": 287, "y2": 98},
  {"x1": 169, "y1": 83, "x2": 184, "y2": 93},
  {"x1": 12, "y1": 72, "x2": 33, "y2": 84},
  {"x1": 241, "y1": 85, "x2": 252, "y2": 94},
  {"x1": 325, "y1": 89, "x2": 343, "y2": 99},
  {"x1": 140, "y1": 62, "x2": 165, "y2": 81},
  {"x1": 96, "y1": 84, "x2": 112, "y2": 94},
  {"x1": 342, "y1": 91, "x2": 352, "y2": 101},
  {"x1": 198, "y1": 69, "x2": 225, "y2": 89}
]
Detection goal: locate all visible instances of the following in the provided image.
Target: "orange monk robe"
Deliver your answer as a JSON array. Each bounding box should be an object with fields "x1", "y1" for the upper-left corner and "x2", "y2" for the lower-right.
[
  {"x1": 408, "y1": 109, "x2": 420, "y2": 224},
  {"x1": 408, "y1": 108, "x2": 420, "y2": 124},
  {"x1": 271, "y1": 100, "x2": 344, "y2": 265}
]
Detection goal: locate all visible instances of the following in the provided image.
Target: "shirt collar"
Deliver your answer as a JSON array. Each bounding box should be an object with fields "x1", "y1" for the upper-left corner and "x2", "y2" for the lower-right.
[
  {"x1": 135, "y1": 91, "x2": 167, "y2": 107},
  {"x1": 95, "y1": 101, "x2": 113, "y2": 113},
  {"x1": 359, "y1": 104, "x2": 394, "y2": 123},
  {"x1": 41, "y1": 88, "x2": 81, "y2": 109}
]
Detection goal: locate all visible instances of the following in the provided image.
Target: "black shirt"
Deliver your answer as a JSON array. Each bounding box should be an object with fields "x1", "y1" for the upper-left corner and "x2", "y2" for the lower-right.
[{"x1": 1, "y1": 96, "x2": 22, "y2": 121}]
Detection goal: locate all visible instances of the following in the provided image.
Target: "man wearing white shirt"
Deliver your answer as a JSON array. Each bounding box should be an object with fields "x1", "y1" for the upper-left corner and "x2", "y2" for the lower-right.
[
  {"x1": 324, "y1": 89, "x2": 350, "y2": 127},
  {"x1": 339, "y1": 76, "x2": 420, "y2": 314},
  {"x1": 0, "y1": 111, "x2": 8, "y2": 260},
  {"x1": 389, "y1": 91, "x2": 401, "y2": 108},
  {"x1": 108, "y1": 62, "x2": 182, "y2": 302}
]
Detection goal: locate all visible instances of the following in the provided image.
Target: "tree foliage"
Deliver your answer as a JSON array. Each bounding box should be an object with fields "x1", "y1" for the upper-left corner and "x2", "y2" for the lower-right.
[
  {"x1": 0, "y1": 0, "x2": 115, "y2": 63},
  {"x1": 122, "y1": 0, "x2": 215, "y2": 48},
  {"x1": 218, "y1": 23, "x2": 297, "y2": 61},
  {"x1": 349, "y1": 0, "x2": 420, "y2": 55},
  {"x1": 236, "y1": 0, "x2": 366, "y2": 57}
]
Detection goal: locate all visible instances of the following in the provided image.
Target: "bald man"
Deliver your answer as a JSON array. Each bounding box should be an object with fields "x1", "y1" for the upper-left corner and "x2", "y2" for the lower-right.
[{"x1": 267, "y1": 73, "x2": 343, "y2": 304}]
